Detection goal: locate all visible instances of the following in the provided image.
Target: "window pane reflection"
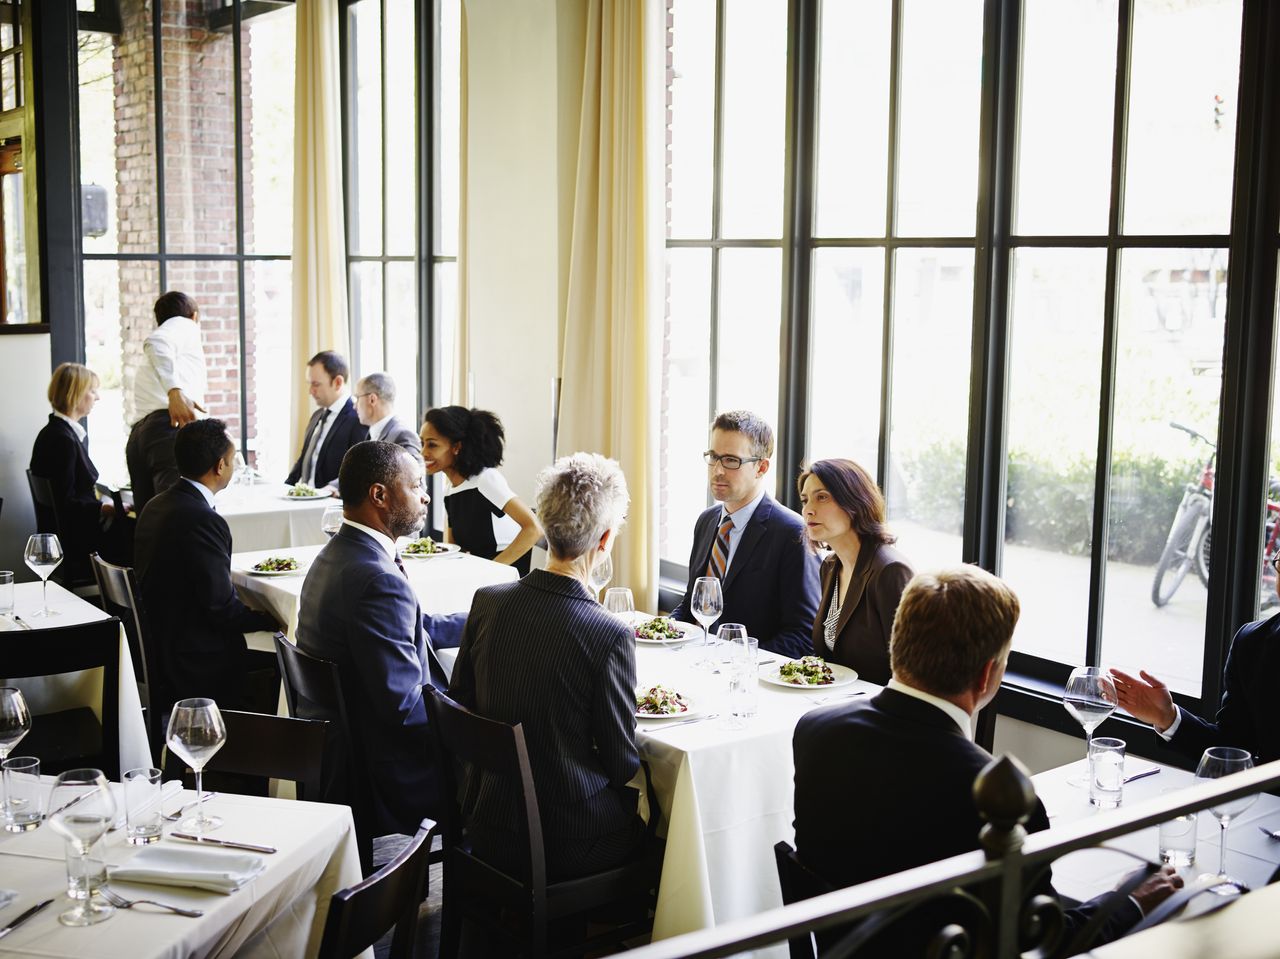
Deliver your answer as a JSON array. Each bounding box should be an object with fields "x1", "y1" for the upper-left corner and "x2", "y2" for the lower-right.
[
  {"x1": 385, "y1": 0, "x2": 416, "y2": 256},
  {"x1": 349, "y1": 1, "x2": 384, "y2": 255},
  {"x1": 244, "y1": 5, "x2": 296, "y2": 255},
  {"x1": 350, "y1": 261, "x2": 384, "y2": 376},
  {"x1": 386, "y1": 261, "x2": 419, "y2": 420},
  {"x1": 246, "y1": 260, "x2": 294, "y2": 480},
  {"x1": 717, "y1": 248, "x2": 781, "y2": 424},
  {"x1": 666, "y1": 0, "x2": 715, "y2": 240}
]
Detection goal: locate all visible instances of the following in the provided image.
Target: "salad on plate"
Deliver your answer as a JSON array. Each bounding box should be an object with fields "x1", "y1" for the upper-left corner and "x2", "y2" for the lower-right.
[
  {"x1": 253, "y1": 556, "x2": 300, "y2": 572},
  {"x1": 777, "y1": 656, "x2": 835, "y2": 686},
  {"x1": 635, "y1": 684, "x2": 690, "y2": 716},
  {"x1": 634, "y1": 617, "x2": 685, "y2": 642}
]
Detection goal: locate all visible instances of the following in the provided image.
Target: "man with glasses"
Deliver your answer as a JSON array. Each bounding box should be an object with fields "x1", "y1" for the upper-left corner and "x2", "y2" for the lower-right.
[
  {"x1": 353, "y1": 372, "x2": 423, "y2": 464},
  {"x1": 671, "y1": 410, "x2": 820, "y2": 657}
]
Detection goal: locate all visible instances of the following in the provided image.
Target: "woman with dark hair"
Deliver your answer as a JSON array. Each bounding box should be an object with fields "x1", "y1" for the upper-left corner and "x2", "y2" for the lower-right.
[
  {"x1": 420, "y1": 406, "x2": 542, "y2": 575},
  {"x1": 797, "y1": 458, "x2": 913, "y2": 685}
]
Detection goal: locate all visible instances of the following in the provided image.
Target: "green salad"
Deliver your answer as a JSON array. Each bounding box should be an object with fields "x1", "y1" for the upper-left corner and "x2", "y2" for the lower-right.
[
  {"x1": 403, "y1": 537, "x2": 441, "y2": 555},
  {"x1": 287, "y1": 482, "x2": 321, "y2": 497},
  {"x1": 635, "y1": 684, "x2": 689, "y2": 715},
  {"x1": 777, "y1": 656, "x2": 835, "y2": 686},
  {"x1": 253, "y1": 556, "x2": 300, "y2": 572},
  {"x1": 635, "y1": 617, "x2": 685, "y2": 642}
]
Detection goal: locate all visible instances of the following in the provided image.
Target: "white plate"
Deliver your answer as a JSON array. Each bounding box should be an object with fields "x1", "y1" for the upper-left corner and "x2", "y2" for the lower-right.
[
  {"x1": 635, "y1": 698, "x2": 699, "y2": 721},
  {"x1": 633, "y1": 617, "x2": 698, "y2": 645},
  {"x1": 280, "y1": 492, "x2": 332, "y2": 501},
  {"x1": 401, "y1": 542, "x2": 463, "y2": 559},
  {"x1": 245, "y1": 563, "x2": 308, "y2": 577},
  {"x1": 761, "y1": 661, "x2": 859, "y2": 690}
]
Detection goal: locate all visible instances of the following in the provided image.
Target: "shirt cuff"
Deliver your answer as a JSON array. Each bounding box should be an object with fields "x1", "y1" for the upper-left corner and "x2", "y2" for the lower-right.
[{"x1": 1156, "y1": 706, "x2": 1183, "y2": 741}]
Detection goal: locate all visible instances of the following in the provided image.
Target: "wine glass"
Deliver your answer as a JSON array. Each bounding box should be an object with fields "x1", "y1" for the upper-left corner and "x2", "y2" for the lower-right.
[
  {"x1": 24, "y1": 533, "x2": 63, "y2": 617},
  {"x1": 589, "y1": 551, "x2": 614, "y2": 597},
  {"x1": 603, "y1": 587, "x2": 635, "y2": 626},
  {"x1": 690, "y1": 576, "x2": 724, "y2": 669},
  {"x1": 1063, "y1": 666, "x2": 1118, "y2": 787},
  {"x1": 166, "y1": 698, "x2": 227, "y2": 835},
  {"x1": 321, "y1": 505, "x2": 344, "y2": 538},
  {"x1": 0, "y1": 688, "x2": 31, "y2": 821},
  {"x1": 1196, "y1": 746, "x2": 1257, "y2": 892},
  {"x1": 46, "y1": 769, "x2": 117, "y2": 926}
]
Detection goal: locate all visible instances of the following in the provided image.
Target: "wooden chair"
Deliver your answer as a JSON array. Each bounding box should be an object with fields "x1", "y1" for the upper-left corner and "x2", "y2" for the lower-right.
[
  {"x1": 172, "y1": 709, "x2": 329, "y2": 800},
  {"x1": 773, "y1": 841, "x2": 830, "y2": 959},
  {"x1": 318, "y1": 817, "x2": 437, "y2": 959},
  {"x1": 89, "y1": 552, "x2": 159, "y2": 756},
  {"x1": 26, "y1": 469, "x2": 97, "y2": 593},
  {"x1": 1, "y1": 616, "x2": 122, "y2": 778},
  {"x1": 426, "y1": 687, "x2": 658, "y2": 959}
]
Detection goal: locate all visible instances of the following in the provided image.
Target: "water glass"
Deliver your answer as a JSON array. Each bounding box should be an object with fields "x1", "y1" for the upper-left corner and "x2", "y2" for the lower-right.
[
  {"x1": 589, "y1": 552, "x2": 614, "y2": 596},
  {"x1": 166, "y1": 698, "x2": 227, "y2": 834},
  {"x1": 24, "y1": 533, "x2": 64, "y2": 618},
  {"x1": 1088, "y1": 737, "x2": 1125, "y2": 808},
  {"x1": 321, "y1": 505, "x2": 344, "y2": 538},
  {"x1": 123, "y1": 766, "x2": 163, "y2": 845},
  {"x1": 2, "y1": 757, "x2": 41, "y2": 832},
  {"x1": 46, "y1": 768, "x2": 116, "y2": 925},
  {"x1": 0, "y1": 571, "x2": 13, "y2": 623},
  {"x1": 65, "y1": 845, "x2": 108, "y2": 901},
  {"x1": 729, "y1": 637, "x2": 759, "y2": 723},
  {"x1": 603, "y1": 587, "x2": 635, "y2": 624},
  {"x1": 1157, "y1": 788, "x2": 1197, "y2": 867}
]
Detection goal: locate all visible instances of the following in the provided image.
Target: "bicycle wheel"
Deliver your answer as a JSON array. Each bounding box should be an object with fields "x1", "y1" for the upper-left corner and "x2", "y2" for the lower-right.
[
  {"x1": 1196, "y1": 524, "x2": 1212, "y2": 588},
  {"x1": 1152, "y1": 500, "x2": 1206, "y2": 607}
]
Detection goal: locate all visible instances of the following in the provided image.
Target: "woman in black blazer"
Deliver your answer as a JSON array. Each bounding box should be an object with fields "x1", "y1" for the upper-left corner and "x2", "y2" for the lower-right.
[
  {"x1": 29, "y1": 363, "x2": 126, "y2": 577},
  {"x1": 798, "y1": 458, "x2": 913, "y2": 685}
]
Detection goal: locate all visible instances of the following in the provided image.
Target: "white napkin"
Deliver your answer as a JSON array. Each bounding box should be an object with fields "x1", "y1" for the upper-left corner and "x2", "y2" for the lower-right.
[{"x1": 109, "y1": 845, "x2": 265, "y2": 894}]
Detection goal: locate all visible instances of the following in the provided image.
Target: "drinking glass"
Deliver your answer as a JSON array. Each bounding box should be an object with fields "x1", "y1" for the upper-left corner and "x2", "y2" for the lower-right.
[
  {"x1": 24, "y1": 533, "x2": 63, "y2": 617},
  {"x1": 321, "y1": 505, "x2": 344, "y2": 539},
  {"x1": 603, "y1": 587, "x2": 635, "y2": 625},
  {"x1": 166, "y1": 698, "x2": 227, "y2": 834},
  {"x1": 0, "y1": 570, "x2": 13, "y2": 624},
  {"x1": 1062, "y1": 666, "x2": 1117, "y2": 787},
  {"x1": 589, "y1": 551, "x2": 614, "y2": 597},
  {"x1": 690, "y1": 576, "x2": 724, "y2": 669},
  {"x1": 2, "y1": 757, "x2": 41, "y2": 832},
  {"x1": 1158, "y1": 787, "x2": 1197, "y2": 867},
  {"x1": 1195, "y1": 746, "x2": 1257, "y2": 891},
  {"x1": 46, "y1": 769, "x2": 116, "y2": 926},
  {"x1": 123, "y1": 767, "x2": 163, "y2": 845},
  {"x1": 1088, "y1": 737, "x2": 1125, "y2": 808},
  {"x1": 0, "y1": 688, "x2": 31, "y2": 821}
]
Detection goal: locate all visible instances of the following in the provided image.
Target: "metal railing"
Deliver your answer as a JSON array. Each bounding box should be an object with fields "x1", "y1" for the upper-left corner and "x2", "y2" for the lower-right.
[{"x1": 625, "y1": 757, "x2": 1280, "y2": 959}]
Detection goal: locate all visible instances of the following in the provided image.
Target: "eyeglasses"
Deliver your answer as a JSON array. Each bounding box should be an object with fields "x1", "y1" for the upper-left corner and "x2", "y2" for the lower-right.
[
  {"x1": 354, "y1": 393, "x2": 375, "y2": 401},
  {"x1": 703, "y1": 451, "x2": 762, "y2": 471}
]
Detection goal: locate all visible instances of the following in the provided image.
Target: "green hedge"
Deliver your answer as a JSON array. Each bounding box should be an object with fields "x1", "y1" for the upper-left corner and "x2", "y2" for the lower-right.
[{"x1": 899, "y1": 442, "x2": 1197, "y2": 565}]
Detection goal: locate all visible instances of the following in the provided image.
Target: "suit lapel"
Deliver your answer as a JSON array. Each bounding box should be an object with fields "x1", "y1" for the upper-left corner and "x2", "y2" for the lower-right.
[
  {"x1": 834, "y1": 542, "x2": 878, "y2": 636},
  {"x1": 690, "y1": 508, "x2": 719, "y2": 584},
  {"x1": 722, "y1": 496, "x2": 772, "y2": 591}
]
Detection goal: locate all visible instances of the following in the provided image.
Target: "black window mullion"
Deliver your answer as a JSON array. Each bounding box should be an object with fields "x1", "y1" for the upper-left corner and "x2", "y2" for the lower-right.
[
  {"x1": 876, "y1": 0, "x2": 904, "y2": 494},
  {"x1": 380, "y1": 0, "x2": 390, "y2": 372}
]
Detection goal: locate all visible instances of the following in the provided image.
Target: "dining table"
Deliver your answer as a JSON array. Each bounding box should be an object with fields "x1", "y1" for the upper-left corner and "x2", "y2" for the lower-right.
[
  {"x1": 214, "y1": 483, "x2": 337, "y2": 553},
  {"x1": 0, "y1": 782, "x2": 367, "y2": 958},
  {"x1": 0, "y1": 581, "x2": 152, "y2": 775}
]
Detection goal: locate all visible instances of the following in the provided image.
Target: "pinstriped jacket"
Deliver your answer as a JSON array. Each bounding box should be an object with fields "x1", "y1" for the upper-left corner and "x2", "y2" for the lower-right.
[{"x1": 449, "y1": 569, "x2": 640, "y2": 841}]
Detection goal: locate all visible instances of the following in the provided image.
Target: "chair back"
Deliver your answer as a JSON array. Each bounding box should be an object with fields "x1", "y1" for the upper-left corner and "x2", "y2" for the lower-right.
[
  {"x1": 774, "y1": 841, "x2": 830, "y2": 959},
  {"x1": 88, "y1": 553, "x2": 153, "y2": 704},
  {"x1": 199, "y1": 709, "x2": 328, "y2": 799},
  {"x1": 0, "y1": 616, "x2": 123, "y2": 778},
  {"x1": 318, "y1": 818, "x2": 437, "y2": 959},
  {"x1": 26, "y1": 468, "x2": 60, "y2": 531}
]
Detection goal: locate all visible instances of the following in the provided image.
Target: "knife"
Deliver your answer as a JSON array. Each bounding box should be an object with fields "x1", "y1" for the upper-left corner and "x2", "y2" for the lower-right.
[
  {"x1": 9, "y1": 614, "x2": 31, "y2": 631},
  {"x1": 0, "y1": 899, "x2": 53, "y2": 941},
  {"x1": 1123, "y1": 767, "x2": 1161, "y2": 784},
  {"x1": 170, "y1": 832, "x2": 277, "y2": 854}
]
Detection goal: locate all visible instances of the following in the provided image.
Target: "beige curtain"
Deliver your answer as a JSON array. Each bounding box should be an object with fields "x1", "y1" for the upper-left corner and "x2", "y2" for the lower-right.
[
  {"x1": 557, "y1": 0, "x2": 656, "y2": 608},
  {"x1": 291, "y1": 0, "x2": 350, "y2": 447}
]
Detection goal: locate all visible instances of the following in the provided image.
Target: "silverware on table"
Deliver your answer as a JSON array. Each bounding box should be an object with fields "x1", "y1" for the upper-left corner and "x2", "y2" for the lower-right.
[
  {"x1": 170, "y1": 832, "x2": 277, "y2": 854},
  {"x1": 1122, "y1": 768, "x2": 1161, "y2": 785},
  {"x1": 46, "y1": 785, "x2": 102, "y2": 819},
  {"x1": 0, "y1": 899, "x2": 53, "y2": 941},
  {"x1": 162, "y1": 792, "x2": 218, "y2": 821},
  {"x1": 648, "y1": 713, "x2": 718, "y2": 730},
  {"x1": 1258, "y1": 825, "x2": 1280, "y2": 841},
  {"x1": 99, "y1": 887, "x2": 203, "y2": 917},
  {"x1": 814, "y1": 691, "x2": 869, "y2": 706},
  {"x1": 8, "y1": 614, "x2": 31, "y2": 631}
]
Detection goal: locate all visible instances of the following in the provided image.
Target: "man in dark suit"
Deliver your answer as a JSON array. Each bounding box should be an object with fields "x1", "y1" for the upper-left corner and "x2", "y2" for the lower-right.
[
  {"x1": 285, "y1": 350, "x2": 368, "y2": 491},
  {"x1": 671, "y1": 410, "x2": 820, "y2": 657},
  {"x1": 1111, "y1": 606, "x2": 1280, "y2": 766},
  {"x1": 793, "y1": 566, "x2": 1180, "y2": 955},
  {"x1": 295, "y1": 440, "x2": 442, "y2": 838},
  {"x1": 135, "y1": 419, "x2": 280, "y2": 716},
  {"x1": 353, "y1": 371, "x2": 423, "y2": 463}
]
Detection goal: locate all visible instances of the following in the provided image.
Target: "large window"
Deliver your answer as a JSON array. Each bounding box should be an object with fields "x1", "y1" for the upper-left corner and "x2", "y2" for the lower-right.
[{"x1": 662, "y1": 0, "x2": 1280, "y2": 724}]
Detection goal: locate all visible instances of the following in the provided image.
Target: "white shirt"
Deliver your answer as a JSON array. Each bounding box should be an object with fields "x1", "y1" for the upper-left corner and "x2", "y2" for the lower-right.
[
  {"x1": 133, "y1": 315, "x2": 207, "y2": 418},
  {"x1": 367, "y1": 413, "x2": 395, "y2": 442},
  {"x1": 182, "y1": 477, "x2": 217, "y2": 509},
  {"x1": 887, "y1": 678, "x2": 975, "y2": 741},
  {"x1": 1157, "y1": 707, "x2": 1184, "y2": 741},
  {"x1": 717, "y1": 486, "x2": 767, "y2": 571},
  {"x1": 307, "y1": 392, "x2": 350, "y2": 486},
  {"x1": 53, "y1": 411, "x2": 87, "y2": 443},
  {"x1": 342, "y1": 518, "x2": 397, "y2": 560}
]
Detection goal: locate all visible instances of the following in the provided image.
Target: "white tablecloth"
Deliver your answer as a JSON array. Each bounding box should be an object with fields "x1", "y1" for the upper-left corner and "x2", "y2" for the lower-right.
[
  {"x1": 0, "y1": 786, "x2": 367, "y2": 958},
  {"x1": 215, "y1": 484, "x2": 335, "y2": 553},
  {"x1": 0, "y1": 582, "x2": 152, "y2": 774}
]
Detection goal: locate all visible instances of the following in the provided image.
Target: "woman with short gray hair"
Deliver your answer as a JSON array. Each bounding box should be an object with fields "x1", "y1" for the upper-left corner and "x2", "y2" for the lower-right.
[{"x1": 449, "y1": 452, "x2": 649, "y2": 882}]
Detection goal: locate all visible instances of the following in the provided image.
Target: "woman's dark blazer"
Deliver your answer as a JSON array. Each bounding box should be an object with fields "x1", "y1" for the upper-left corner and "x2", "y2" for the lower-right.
[
  {"x1": 810, "y1": 541, "x2": 914, "y2": 685},
  {"x1": 29, "y1": 413, "x2": 104, "y2": 573}
]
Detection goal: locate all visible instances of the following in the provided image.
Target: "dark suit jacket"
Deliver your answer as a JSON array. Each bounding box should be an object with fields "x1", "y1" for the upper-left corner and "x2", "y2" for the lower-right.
[
  {"x1": 449, "y1": 570, "x2": 640, "y2": 853},
  {"x1": 377, "y1": 417, "x2": 424, "y2": 462},
  {"x1": 1170, "y1": 614, "x2": 1280, "y2": 766},
  {"x1": 285, "y1": 398, "x2": 369, "y2": 487},
  {"x1": 671, "y1": 494, "x2": 820, "y2": 657},
  {"x1": 296, "y1": 524, "x2": 440, "y2": 836},
  {"x1": 29, "y1": 414, "x2": 104, "y2": 577},
  {"x1": 811, "y1": 543, "x2": 913, "y2": 685},
  {"x1": 135, "y1": 480, "x2": 277, "y2": 710},
  {"x1": 793, "y1": 688, "x2": 1141, "y2": 952}
]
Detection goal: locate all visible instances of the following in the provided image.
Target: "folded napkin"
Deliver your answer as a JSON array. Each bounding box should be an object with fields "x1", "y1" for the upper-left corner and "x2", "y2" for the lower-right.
[{"x1": 109, "y1": 845, "x2": 265, "y2": 894}]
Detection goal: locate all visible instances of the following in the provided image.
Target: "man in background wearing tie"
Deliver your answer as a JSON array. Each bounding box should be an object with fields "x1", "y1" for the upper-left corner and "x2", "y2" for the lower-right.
[
  {"x1": 285, "y1": 350, "x2": 368, "y2": 491},
  {"x1": 671, "y1": 409, "x2": 820, "y2": 657},
  {"x1": 126, "y1": 291, "x2": 208, "y2": 511},
  {"x1": 354, "y1": 371, "x2": 424, "y2": 464}
]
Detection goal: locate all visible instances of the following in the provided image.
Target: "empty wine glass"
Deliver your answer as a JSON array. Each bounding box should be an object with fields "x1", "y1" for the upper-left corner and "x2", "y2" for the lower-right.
[
  {"x1": 691, "y1": 576, "x2": 724, "y2": 669},
  {"x1": 321, "y1": 504, "x2": 344, "y2": 538},
  {"x1": 24, "y1": 533, "x2": 63, "y2": 617},
  {"x1": 603, "y1": 587, "x2": 635, "y2": 626},
  {"x1": 1196, "y1": 746, "x2": 1257, "y2": 892},
  {"x1": 166, "y1": 698, "x2": 227, "y2": 835},
  {"x1": 0, "y1": 688, "x2": 31, "y2": 821},
  {"x1": 1063, "y1": 666, "x2": 1117, "y2": 787},
  {"x1": 46, "y1": 769, "x2": 116, "y2": 926},
  {"x1": 589, "y1": 551, "x2": 614, "y2": 597}
]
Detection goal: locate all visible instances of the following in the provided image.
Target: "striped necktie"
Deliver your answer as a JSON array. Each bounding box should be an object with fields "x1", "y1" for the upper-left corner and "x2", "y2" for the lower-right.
[{"x1": 705, "y1": 514, "x2": 735, "y2": 579}]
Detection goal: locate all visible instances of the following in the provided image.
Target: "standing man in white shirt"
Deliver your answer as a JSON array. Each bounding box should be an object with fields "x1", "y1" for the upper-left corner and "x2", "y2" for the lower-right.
[
  {"x1": 285, "y1": 350, "x2": 368, "y2": 492},
  {"x1": 354, "y1": 371, "x2": 423, "y2": 464},
  {"x1": 126, "y1": 291, "x2": 208, "y2": 511}
]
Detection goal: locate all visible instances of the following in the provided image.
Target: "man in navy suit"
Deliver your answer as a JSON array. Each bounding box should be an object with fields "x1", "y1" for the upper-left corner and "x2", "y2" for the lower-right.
[
  {"x1": 296, "y1": 440, "x2": 443, "y2": 838},
  {"x1": 285, "y1": 350, "x2": 369, "y2": 491},
  {"x1": 135, "y1": 419, "x2": 281, "y2": 717},
  {"x1": 793, "y1": 567, "x2": 1180, "y2": 955},
  {"x1": 671, "y1": 410, "x2": 820, "y2": 657}
]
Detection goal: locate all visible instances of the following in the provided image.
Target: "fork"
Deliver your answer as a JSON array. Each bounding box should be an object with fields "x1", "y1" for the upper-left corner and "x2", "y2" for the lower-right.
[
  {"x1": 162, "y1": 792, "x2": 217, "y2": 822},
  {"x1": 653, "y1": 713, "x2": 718, "y2": 729},
  {"x1": 1258, "y1": 825, "x2": 1280, "y2": 841},
  {"x1": 99, "y1": 887, "x2": 204, "y2": 917}
]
